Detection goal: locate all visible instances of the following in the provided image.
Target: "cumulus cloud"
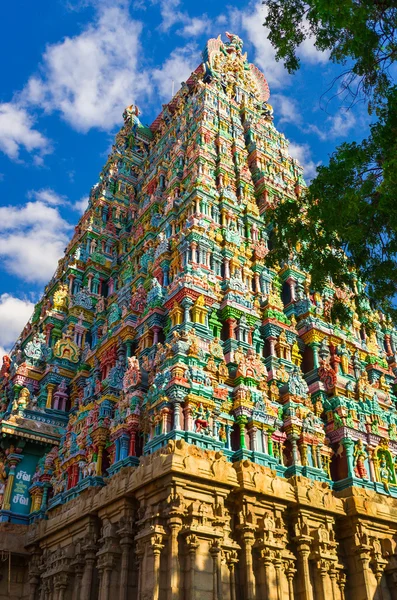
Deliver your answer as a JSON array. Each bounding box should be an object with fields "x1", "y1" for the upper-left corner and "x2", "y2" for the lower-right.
[
  {"x1": 0, "y1": 103, "x2": 51, "y2": 161},
  {"x1": 297, "y1": 20, "x2": 330, "y2": 65},
  {"x1": 308, "y1": 109, "x2": 357, "y2": 140},
  {"x1": 72, "y1": 196, "x2": 89, "y2": 214},
  {"x1": 239, "y1": 4, "x2": 288, "y2": 89},
  {"x1": 238, "y1": 4, "x2": 330, "y2": 90},
  {"x1": 27, "y1": 188, "x2": 67, "y2": 206},
  {"x1": 155, "y1": 0, "x2": 210, "y2": 36},
  {"x1": 151, "y1": 44, "x2": 200, "y2": 101},
  {"x1": 0, "y1": 294, "x2": 35, "y2": 357},
  {"x1": 0, "y1": 198, "x2": 71, "y2": 284},
  {"x1": 288, "y1": 141, "x2": 320, "y2": 181},
  {"x1": 272, "y1": 94, "x2": 302, "y2": 125},
  {"x1": 23, "y1": 5, "x2": 148, "y2": 132}
]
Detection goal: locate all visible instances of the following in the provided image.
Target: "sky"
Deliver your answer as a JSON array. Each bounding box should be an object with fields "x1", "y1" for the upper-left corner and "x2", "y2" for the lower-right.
[{"x1": 0, "y1": 0, "x2": 370, "y2": 359}]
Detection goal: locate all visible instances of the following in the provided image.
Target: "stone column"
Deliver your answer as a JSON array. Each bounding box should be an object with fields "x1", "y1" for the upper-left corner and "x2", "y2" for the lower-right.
[
  {"x1": 184, "y1": 405, "x2": 193, "y2": 432},
  {"x1": 338, "y1": 572, "x2": 346, "y2": 600},
  {"x1": 328, "y1": 567, "x2": 339, "y2": 600},
  {"x1": 226, "y1": 553, "x2": 238, "y2": 600},
  {"x1": 173, "y1": 401, "x2": 182, "y2": 431},
  {"x1": 151, "y1": 535, "x2": 164, "y2": 600},
  {"x1": 242, "y1": 530, "x2": 256, "y2": 600},
  {"x1": 71, "y1": 565, "x2": 84, "y2": 600},
  {"x1": 262, "y1": 551, "x2": 273, "y2": 600},
  {"x1": 296, "y1": 542, "x2": 313, "y2": 600},
  {"x1": 168, "y1": 518, "x2": 182, "y2": 600},
  {"x1": 182, "y1": 298, "x2": 193, "y2": 324},
  {"x1": 310, "y1": 342, "x2": 320, "y2": 369},
  {"x1": 3, "y1": 454, "x2": 22, "y2": 510},
  {"x1": 135, "y1": 541, "x2": 145, "y2": 600},
  {"x1": 290, "y1": 434, "x2": 301, "y2": 466},
  {"x1": 224, "y1": 258, "x2": 230, "y2": 278},
  {"x1": 80, "y1": 550, "x2": 96, "y2": 600},
  {"x1": 285, "y1": 561, "x2": 296, "y2": 600},
  {"x1": 318, "y1": 560, "x2": 329, "y2": 600},
  {"x1": 287, "y1": 278, "x2": 297, "y2": 301},
  {"x1": 46, "y1": 383, "x2": 56, "y2": 409},
  {"x1": 248, "y1": 427, "x2": 257, "y2": 452},
  {"x1": 54, "y1": 574, "x2": 68, "y2": 600},
  {"x1": 100, "y1": 566, "x2": 112, "y2": 600},
  {"x1": 269, "y1": 337, "x2": 276, "y2": 356},
  {"x1": 274, "y1": 557, "x2": 283, "y2": 600},
  {"x1": 119, "y1": 533, "x2": 133, "y2": 600},
  {"x1": 186, "y1": 535, "x2": 199, "y2": 600},
  {"x1": 210, "y1": 541, "x2": 223, "y2": 600},
  {"x1": 28, "y1": 574, "x2": 40, "y2": 600},
  {"x1": 356, "y1": 550, "x2": 373, "y2": 599}
]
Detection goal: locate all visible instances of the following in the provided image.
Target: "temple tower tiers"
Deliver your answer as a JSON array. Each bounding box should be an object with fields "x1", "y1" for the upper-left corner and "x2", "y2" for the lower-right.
[{"x1": 1, "y1": 32, "x2": 397, "y2": 600}]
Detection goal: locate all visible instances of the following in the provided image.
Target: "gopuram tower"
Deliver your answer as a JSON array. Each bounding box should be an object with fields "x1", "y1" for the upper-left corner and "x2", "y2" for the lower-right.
[{"x1": 1, "y1": 32, "x2": 397, "y2": 600}]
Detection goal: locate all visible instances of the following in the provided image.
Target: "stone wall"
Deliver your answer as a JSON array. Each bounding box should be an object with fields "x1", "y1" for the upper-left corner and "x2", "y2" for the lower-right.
[{"x1": 10, "y1": 441, "x2": 397, "y2": 600}]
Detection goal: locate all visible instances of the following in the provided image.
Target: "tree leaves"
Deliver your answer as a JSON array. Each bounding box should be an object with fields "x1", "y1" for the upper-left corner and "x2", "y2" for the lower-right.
[{"x1": 263, "y1": 0, "x2": 397, "y2": 319}]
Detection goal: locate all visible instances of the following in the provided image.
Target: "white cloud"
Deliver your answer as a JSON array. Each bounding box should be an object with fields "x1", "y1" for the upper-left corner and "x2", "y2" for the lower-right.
[
  {"x1": 307, "y1": 109, "x2": 357, "y2": 140},
  {"x1": 73, "y1": 196, "x2": 89, "y2": 213},
  {"x1": 156, "y1": 0, "x2": 217, "y2": 39},
  {"x1": 272, "y1": 94, "x2": 302, "y2": 125},
  {"x1": 237, "y1": 4, "x2": 330, "y2": 91},
  {"x1": 0, "y1": 103, "x2": 51, "y2": 161},
  {"x1": 0, "y1": 200, "x2": 71, "y2": 284},
  {"x1": 328, "y1": 110, "x2": 357, "y2": 138},
  {"x1": 240, "y1": 4, "x2": 288, "y2": 89},
  {"x1": 288, "y1": 141, "x2": 320, "y2": 181},
  {"x1": 157, "y1": 0, "x2": 184, "y2": 32},
  {"x1": 151, "y1": 44, "x2": 200, "y2": 102},
  {"x1": 297, "y1": 20, "x2": 330, "y2": 65},
  {"x1": 178, "y1": 16, "x2": 211, "y2": 37},
  {"x1": 27, "y1": 188, "x2": 67, "y2": 206},
  {"x1": 23, "y1": 6, "x2": 148, "y2": 132},
  {"x1": 0, "y1": 294, "x2": 35, "y2": 355}
]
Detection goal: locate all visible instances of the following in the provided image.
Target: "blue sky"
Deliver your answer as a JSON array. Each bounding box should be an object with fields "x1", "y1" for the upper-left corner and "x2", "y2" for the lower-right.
[{"x1": 0, "y1": 0, "x2": 370, "y2": 357}]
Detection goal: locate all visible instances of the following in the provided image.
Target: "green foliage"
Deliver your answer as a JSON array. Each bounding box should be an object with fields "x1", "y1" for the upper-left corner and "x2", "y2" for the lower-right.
[
  {"x1": 263, "y1": 0, "x2": 397, "y2": 318},
  {"x1": 264, "y1": 0, "x2": 397, "y2": 99}
]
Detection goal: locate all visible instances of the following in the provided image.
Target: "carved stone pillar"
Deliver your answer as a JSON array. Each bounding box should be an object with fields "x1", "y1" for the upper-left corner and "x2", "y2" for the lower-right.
[
  {"x1": 296, "y1": 541, "x2": 313, "y2": 600},
  {"x1": 135, "y1": 540, "x2": 145, "y2": 600},
  {"x1": 29, "y1": 573, "x2": 40, "y2": 600},
  {"x1": 329, "y1": 567, "x2": 339, "y2": 600},
  {"x1": 210, "y1": 540, "x2": 223, "y2": 600},
  {"x1": 186, "y1": 534, "x2": 199, "y2": 600},
  {"x1": 118, "y1": 532, "x2": 134, "y2": 600},
  {"x1": 338, "y1": 572, "x2": 346, "y2": 600},
  {"x1": 274, "y1": 556, "x2": 283, "y2": 600},
  {"x1": 168, "y1": 518, "x2": 182, "y2": 600},
  {"x1": 226, "y1": 552, "x2": 238, "y2": 600},
  {"x1": 72, "y1": 564, "x2": 84, "y2": 600},
  {"x1": 262, "y1": 550, "x2": 273, "y2": 600},
  {"x1": 54, "y1": 574, "x2": 68, "y2": 600},
  {"x1": 80, "y1": 548, "x2": 97, "y2": 600},
  {"x1": 285, "y1": 560, "x2": 297, "y2": 600},
  {"x1": 3, "y1": 453, "x2": 22, "y2": 510},
  {"x1": 28, "y1": 547, "x2": 42, "y2": 600},
  {"x1": 100, "y1": 565, "x2": 112, "y2": 600},
  {"x1": 242, "y1": 529, "x2": 256, "y2": 600},
  {"x1": 151, "y1": 534, "x2": 164, "y2": 600},
  {"x1": 317, "y1": 559, "x2": 329, "y2": 600}
]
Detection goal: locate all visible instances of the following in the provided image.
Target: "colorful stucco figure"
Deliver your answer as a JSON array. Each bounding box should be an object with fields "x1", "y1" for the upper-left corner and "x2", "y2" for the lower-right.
[{"x1": 0, "y1": 33, "x2": 396, "y2": 600}]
